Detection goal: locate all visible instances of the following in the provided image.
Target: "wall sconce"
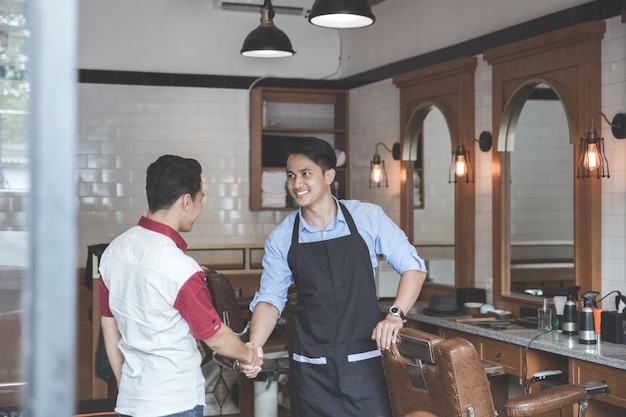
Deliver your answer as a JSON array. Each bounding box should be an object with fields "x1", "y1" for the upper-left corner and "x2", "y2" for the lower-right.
[
  {"x1": 240, "y1": 0, "x2": 295, "y2": 58},
  {"x1": 448, "y1": 132, "x2": 491, "y2": 184},
  {"x1": 449, "y1": 144, "x2": 473, "y2": 184},
  {"x1": 308, "y1": 0, "x2": 375, "y2": 29},
  {"x1": 369, "y1": 142, "x2": 400, "y2": 188},
  {"x1": 576, "y1": 113, "x2": 626, "y2": 179},
  {"x1": 476, "y1": 131, "x2": 492, "y2": 152}
]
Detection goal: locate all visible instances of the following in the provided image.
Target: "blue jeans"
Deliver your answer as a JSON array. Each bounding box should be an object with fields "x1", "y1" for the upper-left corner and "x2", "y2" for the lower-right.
[{"x1": 121, "y1": 404, "x2": 204, "y2": 417}]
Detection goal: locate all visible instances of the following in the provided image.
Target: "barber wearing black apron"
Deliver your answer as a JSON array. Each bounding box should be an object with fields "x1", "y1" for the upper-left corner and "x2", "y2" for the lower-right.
[{"x1": 249, "y1": 137, "x2": 427, "y2": 417}]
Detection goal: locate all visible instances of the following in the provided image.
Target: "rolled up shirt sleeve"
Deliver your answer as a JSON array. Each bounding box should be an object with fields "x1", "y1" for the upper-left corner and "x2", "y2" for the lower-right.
[
  {"x1": 249, "y1": 216, "x2": 295, "y2": 316},
  {"x1": 374, "y1": 207, "x2": 427, "y2": 275},
  {"x1": 349, "y1": 201, "x2": 426, "y2": 275}
]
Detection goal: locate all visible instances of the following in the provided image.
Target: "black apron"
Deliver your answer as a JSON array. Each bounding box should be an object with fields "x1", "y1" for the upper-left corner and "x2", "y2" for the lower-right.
[{"x1": 287, "y1": 203, "x2": 392, "y2": 417}]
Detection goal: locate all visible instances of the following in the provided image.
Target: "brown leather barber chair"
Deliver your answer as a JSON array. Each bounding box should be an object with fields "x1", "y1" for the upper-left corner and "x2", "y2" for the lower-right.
[
  {"x1": 203, "y1": 268, "x2": 288, "y2": 353},
  {"x1": 382, "y1": 328, "x2": 609, "y2": 417},
  {"x1": 204, "y1": 268, "x2": 250, "y2": 336}
]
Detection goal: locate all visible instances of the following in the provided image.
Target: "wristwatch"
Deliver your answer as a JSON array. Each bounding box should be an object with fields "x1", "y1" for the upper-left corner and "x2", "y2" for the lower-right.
[{"x1": 388, "y1": 305, "x2": 406, "y2": 322}]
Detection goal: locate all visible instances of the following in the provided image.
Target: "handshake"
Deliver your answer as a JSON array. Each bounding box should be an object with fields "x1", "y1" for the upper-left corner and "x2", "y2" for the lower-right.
[
  {"x1": 213, "y1": 341, "x2": 289, "y2": 380},
  {"x1": 236, "y1": 342, "x2": 264, "y2": 379}
]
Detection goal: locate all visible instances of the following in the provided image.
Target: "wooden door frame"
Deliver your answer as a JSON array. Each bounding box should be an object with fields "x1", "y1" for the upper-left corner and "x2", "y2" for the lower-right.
[{"x1": 393, "y1": 56, "x2": 477, "y2": 290}]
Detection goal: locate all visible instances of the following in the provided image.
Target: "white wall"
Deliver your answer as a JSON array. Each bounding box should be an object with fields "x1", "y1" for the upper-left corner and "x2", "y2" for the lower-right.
[
  {"x1": 77, "y1": 84, "x2": 291, "y2": 261},
  {"x1": 601, "y1": 16, "x2": 626, "y2": 294},
  {"x1": 78, "y1": 0, "x2": 341, "y2": 79},
  {"x1": 341, "y1": 0, "x2": 591, "y2": 77},
  {"x1": 78, "y1": 0, "x2": 590, "y2": 79},
  {"x1": 474, "y1": 55, "x2": 493, "y2": 294},
  {"x1": 348, "y1": 78, "x2": 401, "y2": 221}
]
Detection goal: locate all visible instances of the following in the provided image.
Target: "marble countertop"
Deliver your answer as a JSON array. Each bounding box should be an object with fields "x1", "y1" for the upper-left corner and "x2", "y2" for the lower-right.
[{"x1": 380, "y1": 300, "x2": 626, "y2": 370}]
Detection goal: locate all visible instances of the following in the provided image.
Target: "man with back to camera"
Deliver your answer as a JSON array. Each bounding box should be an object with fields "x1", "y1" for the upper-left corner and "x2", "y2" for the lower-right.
[
  {"x1": 99, "y1": 155, "x2": 263, "y2": 417},
  {"x1": 247, "y1": 137, "x2": 428, "y2": 417}
]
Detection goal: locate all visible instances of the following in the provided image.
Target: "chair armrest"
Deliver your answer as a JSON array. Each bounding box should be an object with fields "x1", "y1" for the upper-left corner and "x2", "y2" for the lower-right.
[{"x1": 504, "y1": 385, "x2": 586, "y2": 417}]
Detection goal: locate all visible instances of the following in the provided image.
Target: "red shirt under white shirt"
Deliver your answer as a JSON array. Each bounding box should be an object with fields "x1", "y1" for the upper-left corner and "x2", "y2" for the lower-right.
[{"x1": 99, "y1": 216, "x2": 221, "y2": 417}]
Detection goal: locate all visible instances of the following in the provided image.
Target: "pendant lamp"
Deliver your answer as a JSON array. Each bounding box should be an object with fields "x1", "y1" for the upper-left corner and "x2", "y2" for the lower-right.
[
  {"x1": 308, "y1": 0, "x2": 375, "y2": 29},
  {"x1": 241, "y1": 0, "x2": 295, "y2": 58}
]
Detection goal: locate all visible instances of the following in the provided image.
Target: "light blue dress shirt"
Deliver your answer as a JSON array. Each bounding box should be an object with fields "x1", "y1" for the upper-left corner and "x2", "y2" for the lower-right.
[{"x1": 249, "y1": 199, "x2": 427, "y2": 315}]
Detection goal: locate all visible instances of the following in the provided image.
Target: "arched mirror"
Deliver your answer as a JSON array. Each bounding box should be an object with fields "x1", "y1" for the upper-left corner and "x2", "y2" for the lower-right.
[
  {"x1": 394, "y1": 57, "x2": 476, "y2": 294},
  {"x1": 485, "y1": 21, "x2": 605, "y2": 311},
  {"x1": 505, "y1": 84, "x2": 575, "y2": 298},
  {"x1": 412, "y1": 107, "x2": 455, "y2": 286}
]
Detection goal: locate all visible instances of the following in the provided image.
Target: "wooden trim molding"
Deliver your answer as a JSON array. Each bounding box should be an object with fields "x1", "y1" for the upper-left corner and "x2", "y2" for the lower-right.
[
  {"x1": 484, "y1": 21, "x2": 605, "y2": 310},
  {"x1": 393, "y1": 56, "x2": 477, "y2": 289}
]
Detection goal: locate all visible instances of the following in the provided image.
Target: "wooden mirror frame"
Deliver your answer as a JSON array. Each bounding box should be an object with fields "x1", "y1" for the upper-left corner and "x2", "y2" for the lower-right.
[
  {"x1": 484, "y1": 21, "x2": 605, "y2": 311},
  {"x1": 393, "y1": 57, "x2": 477, "y2": 295}
]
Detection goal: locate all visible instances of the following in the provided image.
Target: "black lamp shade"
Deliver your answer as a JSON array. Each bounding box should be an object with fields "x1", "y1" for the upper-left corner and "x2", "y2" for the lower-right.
[
  {"x1": 241, "y1": 0, "x2": 295, "y2": 58},
  {"x1": 308, "y1": 0, "x2": 375, "y2": 29},
  {"x1": 241, "y1": 25, "x2": 295, "y2": 58}
]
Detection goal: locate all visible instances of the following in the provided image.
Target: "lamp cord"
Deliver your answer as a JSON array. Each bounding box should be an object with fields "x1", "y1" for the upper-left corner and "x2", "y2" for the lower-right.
[{"x1": 521, "y1": 328, "x2": 557, "y2": 395}]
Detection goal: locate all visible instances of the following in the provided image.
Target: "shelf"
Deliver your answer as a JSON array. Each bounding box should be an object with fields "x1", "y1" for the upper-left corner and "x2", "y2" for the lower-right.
[{"x1": 249, "y1": 86, "x2": 349, "y2": 211}]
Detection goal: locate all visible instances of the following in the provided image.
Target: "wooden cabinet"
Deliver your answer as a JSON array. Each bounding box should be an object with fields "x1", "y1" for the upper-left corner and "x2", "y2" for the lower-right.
[
  {"x1": 249, "y1": 87, "x2": 349, "y2": 210},
  {"x1": 438, "y1": 327, "x2": 567, "y2": 380},
  {"x1": 439, "y1": 327, "x2": 481, "y2": 350},
  {"x1": 481, "y1": 338, "x2": 522, "y2": 376},
  {"x1": 570, "y1": 359, "x2": 626, "y2": 416}
]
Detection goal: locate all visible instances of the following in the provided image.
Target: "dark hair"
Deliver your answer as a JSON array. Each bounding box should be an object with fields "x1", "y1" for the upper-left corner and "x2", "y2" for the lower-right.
[
  {"x1": 284, "y1": 137, "x2": 336, "y2": 171},
  {"x1": 146, "y1": 155, "x2": 203, "y2": 213}
]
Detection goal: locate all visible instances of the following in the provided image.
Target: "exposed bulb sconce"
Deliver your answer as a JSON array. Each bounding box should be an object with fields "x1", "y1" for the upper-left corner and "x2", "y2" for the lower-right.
[
  {"x1": 308, "y1": 0, "x2": 375, "y2": 29},
  {"x1": 241, "y1": 0, "x2": 295, "y2": 58},
  {"x1": 447, "y1": 132, "x2": 490, "y2": 184},
  {"x1": 576, "y1": 112, "x2": 626, "y2": 179},
  {"x1": 449, "y1": 144, "x2": 474, "y2": 184},
  {"x1": 369, "y1": 142, "x2": 400, "y2": 188}
]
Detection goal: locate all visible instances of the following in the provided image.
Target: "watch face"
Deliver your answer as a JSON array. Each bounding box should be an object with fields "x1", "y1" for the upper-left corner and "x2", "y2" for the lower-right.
[{"x1": 390, "y1": 306, "x2": 402, "y2": 316}]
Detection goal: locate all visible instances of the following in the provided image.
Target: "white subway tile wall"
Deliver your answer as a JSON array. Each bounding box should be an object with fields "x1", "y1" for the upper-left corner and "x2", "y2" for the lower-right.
[
  {"x1": 601, "y1": 16, "x2": 626, "y2": 293},
  {"x1": 474, "y1": 55, "x2": 494, "y2": 295},
  {"x1": 77, "y1": 84, "x2": 291, "y2": 265},
  {"x1": 349, "y1": 78, "x2": 401, "y2": 223}
]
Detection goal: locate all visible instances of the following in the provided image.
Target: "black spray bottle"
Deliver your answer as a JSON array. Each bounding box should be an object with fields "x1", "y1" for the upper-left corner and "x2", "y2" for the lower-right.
[
  {"x1": 579, "y1": 291, "x2": 599, "y2": 345},
  {"x1": 562, "y1": 286, "x2": 580, "y2": 336}
]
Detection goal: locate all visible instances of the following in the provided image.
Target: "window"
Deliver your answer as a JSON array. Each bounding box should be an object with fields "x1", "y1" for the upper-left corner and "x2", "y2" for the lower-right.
[{"x1": 0, "y1": 3, "x2": 29, "y2": 191}]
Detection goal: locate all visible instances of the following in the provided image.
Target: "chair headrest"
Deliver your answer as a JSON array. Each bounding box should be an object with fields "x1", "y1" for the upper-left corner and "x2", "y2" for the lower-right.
[{"x1": 397, "y1": 328, "x2": 443, "y2": 364}]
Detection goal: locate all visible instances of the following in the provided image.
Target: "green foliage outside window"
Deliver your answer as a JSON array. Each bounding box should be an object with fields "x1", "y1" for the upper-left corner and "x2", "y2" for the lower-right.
[{"x1": 0, "y1": 0, "x2": 29, "y2": 190}]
